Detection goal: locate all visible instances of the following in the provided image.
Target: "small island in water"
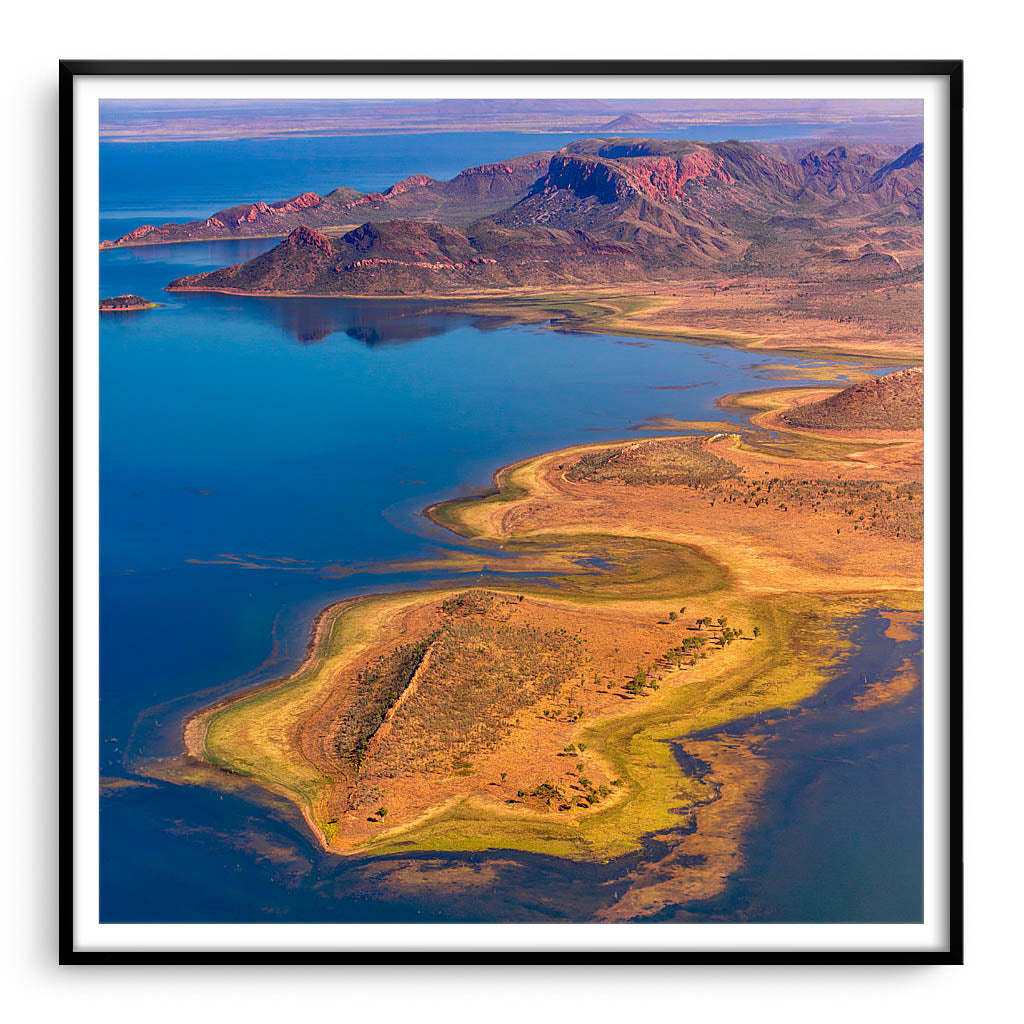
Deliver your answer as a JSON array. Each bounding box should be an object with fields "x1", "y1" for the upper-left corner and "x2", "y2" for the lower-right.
[{"x1": 99, "y1": 294, "x2": 159, "y2": 312}]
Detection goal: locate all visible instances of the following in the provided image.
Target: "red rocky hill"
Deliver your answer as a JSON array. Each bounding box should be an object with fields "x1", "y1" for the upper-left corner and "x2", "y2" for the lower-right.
[
  {"x1": 101, "y1": 153, "x2": 553, "y2": 249},
  {"x1": 783, "y1": 367, "x2": 924, "y2": 431},
  {"x1": 162, "y1": 137, "x2": 924, "y2": 297}
]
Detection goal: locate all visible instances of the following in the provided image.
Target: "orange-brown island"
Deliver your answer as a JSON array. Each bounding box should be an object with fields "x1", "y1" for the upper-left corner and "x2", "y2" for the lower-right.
[{"x1": 152, "y1": 360, "x2": 923, "y2": 916}]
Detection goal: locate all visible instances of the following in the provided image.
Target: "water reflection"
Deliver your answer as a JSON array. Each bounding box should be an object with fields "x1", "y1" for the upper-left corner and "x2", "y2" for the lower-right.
[
  {"x1": 102, "y1": 238, "x2": 483, "y2": 348},
  {"x1": 260, "y1": 297, "x2": 475, "y2": 347}
]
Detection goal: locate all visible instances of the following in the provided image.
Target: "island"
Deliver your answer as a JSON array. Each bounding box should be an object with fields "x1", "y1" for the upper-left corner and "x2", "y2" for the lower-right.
[{"x1": 99, "y1": 294, "x2": 159, "y2": 312}]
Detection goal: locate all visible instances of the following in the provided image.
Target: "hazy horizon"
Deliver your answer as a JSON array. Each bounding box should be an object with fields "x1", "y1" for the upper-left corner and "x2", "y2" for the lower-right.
[{"x1": 100, "y1": 97, "x2": 924, "y2": 144}]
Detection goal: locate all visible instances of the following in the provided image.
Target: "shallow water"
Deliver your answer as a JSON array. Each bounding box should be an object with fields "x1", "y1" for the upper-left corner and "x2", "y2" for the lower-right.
[
  {"x1": 100, "y1": 608, "x2": 921, "y2": 923},
  {"x1": 671, "y1": 609, "x2": 923, "y2": 923},
  {"x1": 98, "y1": 132, "x2": 922, "y2": 923}
]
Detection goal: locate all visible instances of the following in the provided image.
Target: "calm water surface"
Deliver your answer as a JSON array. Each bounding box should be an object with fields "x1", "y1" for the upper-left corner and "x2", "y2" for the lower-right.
[{"x1": 98, "y1": 133, "x2": 921, "y2": 922}]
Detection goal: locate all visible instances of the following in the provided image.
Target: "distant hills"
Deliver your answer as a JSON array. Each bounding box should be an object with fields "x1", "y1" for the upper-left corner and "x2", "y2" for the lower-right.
[
  {"x1": 101, "y1": 153, "x2": 553, "y2": 248},
  {"x1": 600, "y1": 113, "x2": 661, "y2": 131},
  {"x1": 101, "y1": 98, "x2": 924, "y2": 144},
  {"x1": 154, "y1": 136, "x2": 923, "y2": 298}
]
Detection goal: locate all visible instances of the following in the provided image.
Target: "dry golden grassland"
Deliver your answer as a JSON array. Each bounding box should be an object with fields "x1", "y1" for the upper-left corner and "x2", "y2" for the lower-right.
[{"x1": 455, "y1": 271, "x2": 923, "y2": 363}]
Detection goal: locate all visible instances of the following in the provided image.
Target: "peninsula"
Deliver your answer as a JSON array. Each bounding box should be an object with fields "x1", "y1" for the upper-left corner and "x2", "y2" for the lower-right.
[{"x1": 162, "y1": 367, "x2": 923, "y2": 916}]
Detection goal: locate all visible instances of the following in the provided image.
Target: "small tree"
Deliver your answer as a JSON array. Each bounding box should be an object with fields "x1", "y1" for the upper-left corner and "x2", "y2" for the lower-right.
[
  {"x1": 679, "y1": 607, "x2": 687, "y2": 616},
  {"x1": 669, "y1": 611, "x2": 678, "y2": 621},
  {"x1": 376, "y1": 806, "x2": 388, "y2": 820},
  {"x1": 753, "y1": 625, "x2": 761, "y2": 637}
]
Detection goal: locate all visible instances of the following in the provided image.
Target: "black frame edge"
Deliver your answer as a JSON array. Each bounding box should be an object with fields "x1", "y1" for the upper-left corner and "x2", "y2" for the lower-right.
[{"x1": 61, "y1": 58, "x2": 965, "y2": 967}]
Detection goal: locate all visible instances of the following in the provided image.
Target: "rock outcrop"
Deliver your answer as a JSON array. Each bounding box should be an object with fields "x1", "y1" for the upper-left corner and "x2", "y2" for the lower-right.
[
  {"x1": 783, "y1": 367, "x2": 924, "y2": 431},
  {"x1": 99, "y1": 294, "x2": 156, "y2": 311}
]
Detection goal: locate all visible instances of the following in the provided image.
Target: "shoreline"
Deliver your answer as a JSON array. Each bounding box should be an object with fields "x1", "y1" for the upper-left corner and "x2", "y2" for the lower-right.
[
  {"x1": 181, "y1": 597, "x2": 346, "y2": 763},
  {"x1": 102, "y1": 232, "x2": 291, "y2": 251},
  {"x1": 99, "y1": 301, "x2": 162, "y2": 312},
  {"x1": 167, "y1": 368, "x2": 923, "y2": 863},
  {"x1": 163, "y1": 282, "x2": 922, "y2": 364},
  {"x1": 163, "y1": 283, "x2": 501, "y2": 302},
  {"x1": 178, "y1": 596, "x2": 363, "y2": 855}
]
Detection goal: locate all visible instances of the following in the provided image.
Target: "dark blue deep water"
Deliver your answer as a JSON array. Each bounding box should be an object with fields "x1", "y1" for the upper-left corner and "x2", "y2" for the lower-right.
[{"x1": 98, "y1": 130, "x2": 922, "y2": 923}]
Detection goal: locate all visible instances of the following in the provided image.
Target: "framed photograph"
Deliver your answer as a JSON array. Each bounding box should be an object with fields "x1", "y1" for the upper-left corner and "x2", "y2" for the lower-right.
[{"x1": 64, "y1": 59, "x2": 962, "y2": 962}]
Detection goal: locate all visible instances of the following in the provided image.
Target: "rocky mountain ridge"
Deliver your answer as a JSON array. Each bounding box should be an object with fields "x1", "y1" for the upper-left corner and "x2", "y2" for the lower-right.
[{"x1": 162, "y1": 137, "x2": 924, "y2": 297}]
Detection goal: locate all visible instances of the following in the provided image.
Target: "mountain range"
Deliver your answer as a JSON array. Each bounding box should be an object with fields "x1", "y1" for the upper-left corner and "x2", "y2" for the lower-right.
[{"x1": 146, "y1": 136, "x2": 923, "y2": 298}]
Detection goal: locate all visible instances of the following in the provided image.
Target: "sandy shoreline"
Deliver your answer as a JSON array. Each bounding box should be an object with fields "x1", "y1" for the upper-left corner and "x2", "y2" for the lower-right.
[
  {"x1": 162, "y1": 280, "x2": 923, "y2": 364},
  {"x1": 163, "y1": 282, "x2": 585, "y2": 303},
  {"x1": 178, "y1": 597, "x2": 366, "y2": 855},
  {"x1": 181, "y1": 597, "x2": 351, "y2": 762}
]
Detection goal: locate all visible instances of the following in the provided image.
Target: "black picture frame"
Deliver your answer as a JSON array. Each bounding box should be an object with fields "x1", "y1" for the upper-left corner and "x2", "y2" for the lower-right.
[{"x1": 61, "y1": 58, "x2": 964, "y2": 965}]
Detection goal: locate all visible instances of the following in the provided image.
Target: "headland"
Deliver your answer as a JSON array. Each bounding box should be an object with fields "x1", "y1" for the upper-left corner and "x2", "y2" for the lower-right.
[{"x1": 154, "y1": 367, "x2": 923, "y2": 904}]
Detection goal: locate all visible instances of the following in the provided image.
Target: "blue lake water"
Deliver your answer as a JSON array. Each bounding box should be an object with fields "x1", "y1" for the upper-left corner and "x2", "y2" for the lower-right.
[{"x1": 98, "y1": 130, "x2": 922, "y2": 923}]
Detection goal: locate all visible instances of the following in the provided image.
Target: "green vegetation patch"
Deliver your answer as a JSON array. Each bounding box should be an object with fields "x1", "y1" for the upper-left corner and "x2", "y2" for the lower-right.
[
  {"x1": 737, "y1": 430, "x2": 887, "y2": 462},
  {"x1": 202, "y1": 597, "x2": 407, "y2": 807},
  {"x1": 336, "y1": 631, "x2": 439, "y2": 770},
  {"x1": 362, "y1": 592, "x2": 897, "y2": 861},
  {"x1": 503, "y1": 533, "x2": 732, "y2": 602}
]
